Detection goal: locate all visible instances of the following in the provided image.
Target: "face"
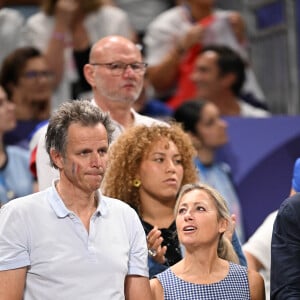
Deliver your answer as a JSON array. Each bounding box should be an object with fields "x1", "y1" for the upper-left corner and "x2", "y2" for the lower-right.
[
  {"x1": 52, "y1": 122, "x2": 109, "y2": 193},
  {"x1": 86, "y1": 38, "x2": 144, "y2": 104},
  {"x1": 195, "y1": 102, "x2": 228, "y2": 149},
  {"x1": 137, "y1": 139, "x2": 184, "y2": 204},
  {"x1": 176, "y1": 189, "x2": 226, "y2": 248},
  {"x1": 15, "y1": 57, "x2": 53, "y2": 104},
  {"x1": 0, "y1": 86, "x2": 16, "y2": 133},
  {"x1": 191, "y1": 51, "x2": 224, "y2": 100}
]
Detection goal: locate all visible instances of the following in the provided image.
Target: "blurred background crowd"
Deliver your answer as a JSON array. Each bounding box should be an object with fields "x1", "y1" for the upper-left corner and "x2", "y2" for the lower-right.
[{"x1": 0, "y1": 0, "x2": 300, "y2": 298}]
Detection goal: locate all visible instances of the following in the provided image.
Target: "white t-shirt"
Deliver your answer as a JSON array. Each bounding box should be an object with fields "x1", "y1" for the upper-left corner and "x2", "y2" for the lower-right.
[
  {"x1": 0, "y1": 186, "x2": 148, "y2": 299},
  {"x1": 243, "y1": 211, "x2": 277, "y2": 300},
  {"x1": 0, "y1": 8, "x2": 24, "y2": 66}
]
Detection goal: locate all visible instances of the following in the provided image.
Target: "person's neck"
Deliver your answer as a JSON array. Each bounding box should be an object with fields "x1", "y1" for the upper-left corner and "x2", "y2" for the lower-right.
[
  {"x1": 55, "y1": 177, "x2": 98, "y2": 231},
  {"x1": 140, "y1": 194, "x2": 176, "y2": 229},
  {"x1": 209, "y1": 91, "x2": 241, "y2": 116},
  {"x1": 196, "y1": 147, "x2": 215, "y2": 166},
  {"x1": 95, "y1": 96, "x2": 134, "y2": 129},
  {"x1": 177, "y1": 251, "x2": 226, "y2": 283}
]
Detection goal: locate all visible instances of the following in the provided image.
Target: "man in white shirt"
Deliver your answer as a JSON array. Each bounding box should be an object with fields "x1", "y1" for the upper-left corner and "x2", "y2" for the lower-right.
[{"x1": 0, "y1": 100, "x2": 151, "y2": 300}]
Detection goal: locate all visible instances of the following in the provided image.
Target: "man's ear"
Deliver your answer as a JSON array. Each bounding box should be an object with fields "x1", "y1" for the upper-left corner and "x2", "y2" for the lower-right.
[
  {"x1": 83, "y1": 64, "x2": 96, "y2": 88},
  {"x1": 50, "y1": 148, "x2": 63, "y2": 170},
  {"x1": 222, "y1": 73, "x2": 236, "y2": 89}
]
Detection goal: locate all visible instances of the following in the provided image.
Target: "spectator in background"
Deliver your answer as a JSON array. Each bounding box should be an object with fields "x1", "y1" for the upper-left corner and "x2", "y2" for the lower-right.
[
  {"x1": 132, "y1": 76, "x2": 173, "y2": 120},
  {"x1": 244, "y1": 158, "x2": 300, "y2": 299},
  {"x1": 108, "y1": 0, "x2": 177, "y2": 45},
  {"x1": 174, "y1": 99, "x2": 245, "y2": 242},
  {"x1": 102, "y1": 124, "x2": 246, "y2": 278},
  {"x1": 0, "y1": 85, "x2": 35, "y2": 206},
  {"x1": 33, "y1": 35, "x2": 165, "y2": 190},
  {"x1": 144, "y1": 0, "x2": 264, "y2": 110},
  {"x1": 0, "y1": 47, "x2": 53, "y2": 149},
  {"x1": 20, "y1": 0, "x2": 134, "y2": 109},
  {"x1": 191, "y1": 45, "x2": 270, "y2": 117},
  {"x1": 150, "y1": 183, "x2": 265, "y2": 300},
  {"x1": 0, "y1": 5, "x2": 24, "y2": 67}
]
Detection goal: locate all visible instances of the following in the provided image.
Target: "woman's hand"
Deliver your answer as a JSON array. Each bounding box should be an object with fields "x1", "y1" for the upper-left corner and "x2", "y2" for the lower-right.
[{"x1": 147, "y1": 226, "x2": 167, "y2": 264}]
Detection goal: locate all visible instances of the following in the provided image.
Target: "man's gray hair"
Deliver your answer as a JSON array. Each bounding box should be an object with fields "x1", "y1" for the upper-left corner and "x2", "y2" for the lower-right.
[{"x1": 46, "y1": 99, "x2": 115, "y2": 168}]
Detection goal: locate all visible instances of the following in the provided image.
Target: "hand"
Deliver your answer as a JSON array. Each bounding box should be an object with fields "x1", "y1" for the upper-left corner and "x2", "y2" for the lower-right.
[
  {"x1": 146, "y1": 226, "x2": 167, "y2": 264},
  {"x1": 224, "y1": 214, "x2": 236, "y2": 242},
  {"x1": 54, "y1": 0, "x2": 79, "y2": 29},
  {"x1": 178, "y1": 24, "x2": 205, "y2": 52},
  {"x1": 228, "y1": 12, "x2": 246, "y2": 44}
]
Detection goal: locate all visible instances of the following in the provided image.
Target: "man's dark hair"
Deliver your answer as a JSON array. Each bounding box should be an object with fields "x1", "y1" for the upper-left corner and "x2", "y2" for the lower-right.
[{"x1": 201, "y1": 45, "x2": 246, "y2": 96}]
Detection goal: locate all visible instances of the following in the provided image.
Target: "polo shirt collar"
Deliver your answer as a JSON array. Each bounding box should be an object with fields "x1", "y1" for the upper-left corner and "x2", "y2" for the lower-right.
[{"x1": 48, "y1": 180, "x2": 106, "y2": 218}]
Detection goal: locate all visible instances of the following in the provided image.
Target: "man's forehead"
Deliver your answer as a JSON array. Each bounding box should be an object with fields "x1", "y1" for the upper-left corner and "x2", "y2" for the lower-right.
[{"x1": 92, "y1": 37, "x2": 140, "y2": 56}]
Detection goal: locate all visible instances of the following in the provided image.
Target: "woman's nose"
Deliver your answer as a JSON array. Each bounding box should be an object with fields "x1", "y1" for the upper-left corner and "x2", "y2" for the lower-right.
[{"x1": 184, "y1": 209, "x2": 193, "y2": 221}]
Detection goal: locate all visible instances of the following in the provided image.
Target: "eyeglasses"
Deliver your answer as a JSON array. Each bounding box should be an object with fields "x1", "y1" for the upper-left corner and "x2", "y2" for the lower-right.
[
  {"x1": 22, "y1": 70, "x2": 54, "y2": 80},
  {"x1": 90, "y1": 62, "x2": 148, "y2": 76}
]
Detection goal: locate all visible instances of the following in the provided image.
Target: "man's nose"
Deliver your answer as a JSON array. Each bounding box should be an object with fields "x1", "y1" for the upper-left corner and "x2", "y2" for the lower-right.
[
  {"x1": 90, "y1": 152, "x2": 105, "y2": 167},
  {"x1": 123, "y1": 65, "x2": 135, "y2": 77}
]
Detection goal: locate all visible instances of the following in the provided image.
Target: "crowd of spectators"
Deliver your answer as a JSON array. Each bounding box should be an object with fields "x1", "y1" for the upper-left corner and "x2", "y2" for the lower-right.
[{"x1": 0, "y1": 1, "x2": 299, "y2": 299}]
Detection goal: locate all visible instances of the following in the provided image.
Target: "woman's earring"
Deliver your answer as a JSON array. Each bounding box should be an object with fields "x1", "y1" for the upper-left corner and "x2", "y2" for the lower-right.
[{"x1": 133, "y1": 179, "x2": 141, "y2": 187}]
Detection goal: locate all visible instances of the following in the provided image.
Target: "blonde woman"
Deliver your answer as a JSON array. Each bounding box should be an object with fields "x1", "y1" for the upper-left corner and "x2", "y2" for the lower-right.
[{"x1": 150, "y1": 183, "x2": 265, "y2": 300}]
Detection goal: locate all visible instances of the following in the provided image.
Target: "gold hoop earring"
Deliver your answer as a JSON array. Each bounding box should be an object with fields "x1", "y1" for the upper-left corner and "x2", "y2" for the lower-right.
[{"x1": 133, "y1": 179, "x2": 141, "y2": 187}]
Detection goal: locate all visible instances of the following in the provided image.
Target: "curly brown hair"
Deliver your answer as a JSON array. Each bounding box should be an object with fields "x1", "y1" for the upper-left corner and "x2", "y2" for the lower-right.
[
  {"x1": 102, "y1": 123, "x2": 198, "y2": 214},
  {"x1": 41, "y1": 0, "x2": 103, "y2": 15}
]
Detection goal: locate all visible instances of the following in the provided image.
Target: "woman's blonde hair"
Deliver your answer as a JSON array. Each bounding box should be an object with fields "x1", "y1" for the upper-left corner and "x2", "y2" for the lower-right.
[
  {"x1": 102, "y1": 123, "x2": 198, "y2": 214},
  {"x1": 176, "y1": 183, "x2": 239, "y2": 264},
  {"x1": 42, "y1": 0, "x2": 103, "y2": 15}
]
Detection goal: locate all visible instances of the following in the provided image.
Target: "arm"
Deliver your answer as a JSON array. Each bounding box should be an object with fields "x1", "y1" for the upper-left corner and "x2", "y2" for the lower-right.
[
  {"x1": 125, "y1": 275, "x2": 152, "y2": 300},
  {"x1": 0, "y1": 268, "x2": 27, "y2": 300},
  {"x1": 44, "y1": 0, "x2": 79, "y2": 87},
  {"x1": 150, "y1": 278, "x2": 164, "y2": 300},
  {"x1": 147, "y1": 24, "x2": 204, "y2": 93},
  {"x1": 228, "y1": 12, "x2": 246, "y2": 45},
  {"x1": 248, "y1": 269, "x2": 265, "y2": 300},
  {"x1": 244, "y1": 251, "x2": 263, "y2": 271}
]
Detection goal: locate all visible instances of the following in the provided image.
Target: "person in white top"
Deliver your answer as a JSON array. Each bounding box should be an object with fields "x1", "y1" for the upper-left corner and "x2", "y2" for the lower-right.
[
  {"x1": 20, "y1": 0, "x2": 134, "y2": 109},
  {"x1": 34, "y1": 35, "x2": 165, "y2": 190},
  {"x1": 0, "y1": 7, "x2": 24, "y2": 67}
]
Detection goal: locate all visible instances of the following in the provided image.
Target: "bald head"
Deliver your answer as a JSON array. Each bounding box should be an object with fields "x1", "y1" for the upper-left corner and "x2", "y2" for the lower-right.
[
  {"x1": 84, "y1": 35, "x2": 145, "y2": 107},
  {"x1": 89, "y1": 36, "x2": 142, "y2": 63}
]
